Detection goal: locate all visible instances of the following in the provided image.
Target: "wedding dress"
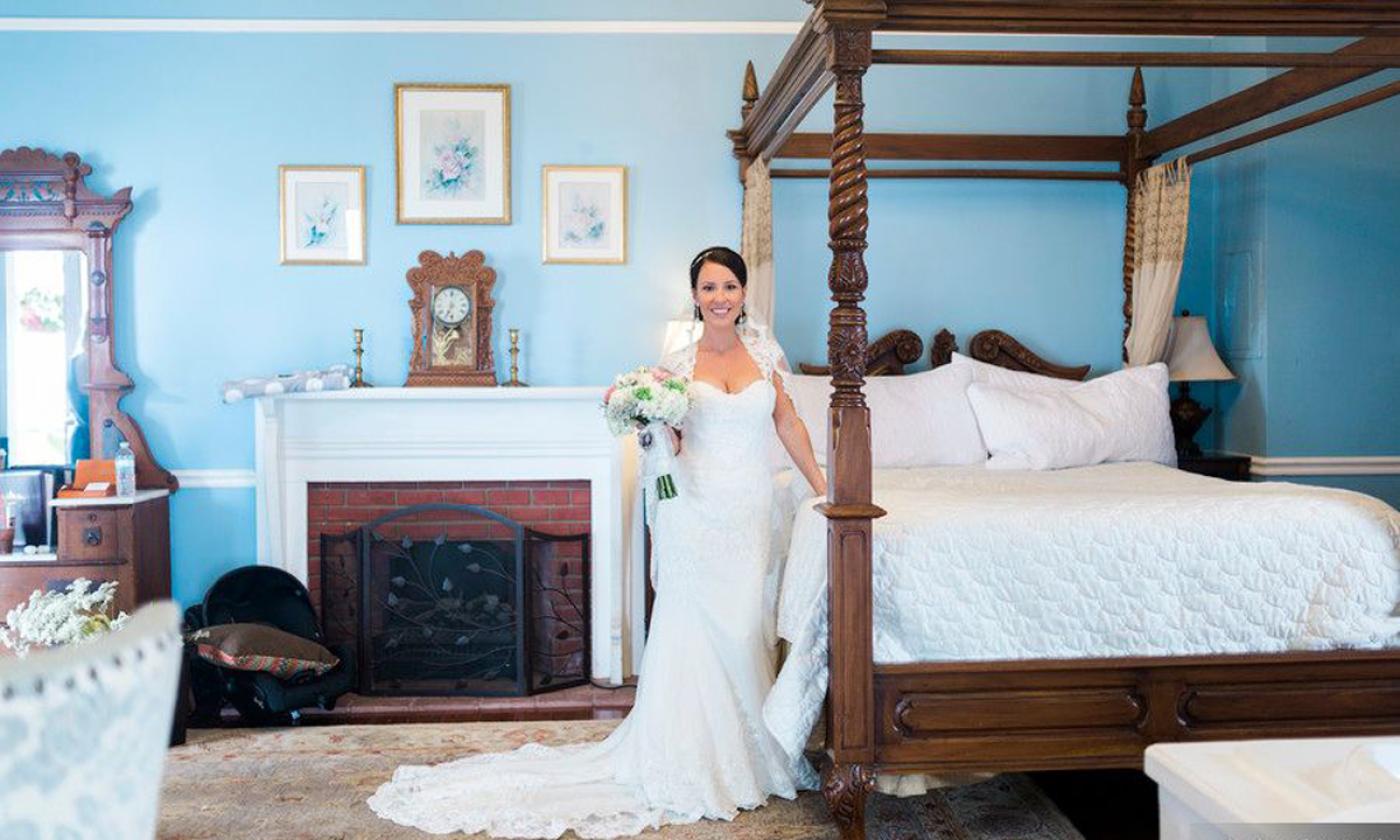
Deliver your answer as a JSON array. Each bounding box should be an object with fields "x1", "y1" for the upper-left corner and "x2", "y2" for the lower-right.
[{"x1": 368, "y1": 329, "x2": 818, "y2": 838}]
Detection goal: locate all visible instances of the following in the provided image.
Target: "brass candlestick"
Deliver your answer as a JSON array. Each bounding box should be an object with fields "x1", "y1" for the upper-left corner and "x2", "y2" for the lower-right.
[
  {"x1": 503, "y1": 328, "x2": 527, "y2": 387},
  {"x1": 351, "y1": 328, "x2": 372, "y2": 388}
]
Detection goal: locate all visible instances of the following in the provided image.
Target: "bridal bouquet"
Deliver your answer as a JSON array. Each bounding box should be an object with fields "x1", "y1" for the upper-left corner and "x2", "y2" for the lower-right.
[
  {"x1": 603, "y1": 367, "x2": 691, "y2": 502},
  {"x1": 0, "y1": 578, "x2": 129, "y2": 657}
]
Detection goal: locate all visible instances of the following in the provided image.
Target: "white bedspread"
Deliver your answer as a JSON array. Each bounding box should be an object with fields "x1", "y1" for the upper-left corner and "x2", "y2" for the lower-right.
[{"x1": 762, "y1": 462, "x2": 1400, "y2": 767}]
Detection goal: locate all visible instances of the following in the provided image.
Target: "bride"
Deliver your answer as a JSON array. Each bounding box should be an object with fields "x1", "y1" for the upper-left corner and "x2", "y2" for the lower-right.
[{"x1": 369, "y1": 246, "x2": 829, "y2": 837}]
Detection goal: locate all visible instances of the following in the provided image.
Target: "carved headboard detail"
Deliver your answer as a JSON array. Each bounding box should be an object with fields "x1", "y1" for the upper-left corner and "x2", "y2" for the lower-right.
[
  {"x1": 932, "y1": 328, "x2": 1091, "y2": 381},
  {"x1": 797, "y1": 329, "x2": 923, "y2": 376},
  {"x1": 798, "y1": 327, "x2": 1089, "y2": 381}
]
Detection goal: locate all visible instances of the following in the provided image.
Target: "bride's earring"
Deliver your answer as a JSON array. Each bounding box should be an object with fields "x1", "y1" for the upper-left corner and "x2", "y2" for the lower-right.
[
  {"x1": 693, "y1": 304, "x2": 701, "y2": 321},
  {"x1": 737, "y1": 305, "x2": 747, "y2": 325}
]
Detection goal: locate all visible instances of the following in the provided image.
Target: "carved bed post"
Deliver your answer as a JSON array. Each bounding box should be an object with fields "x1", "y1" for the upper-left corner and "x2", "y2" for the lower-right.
[
  {"x1": 1121, "y1": 67, "x2": 1148, "y2": 362},
  {"x1": 818, "y1": 7, "x2": 885, "y2": 839},
  {"x1": 730, "y1": 61, "x2": 760, "y2": 183}
]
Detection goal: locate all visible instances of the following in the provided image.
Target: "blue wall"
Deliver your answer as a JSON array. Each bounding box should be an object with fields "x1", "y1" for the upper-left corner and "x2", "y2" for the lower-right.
[
  {"x1": 5, "y1": 24, "x2": 792, "y2": 602},
  {"x1": 1187, "y1": 44, "x2": 1400, "y2": 506},
  {"x1": 0, "y1": 0, "x2": 808, "y2": 20},
  {"x1": 18, "y1": 8, "x2": 1392, "y2": 601}
]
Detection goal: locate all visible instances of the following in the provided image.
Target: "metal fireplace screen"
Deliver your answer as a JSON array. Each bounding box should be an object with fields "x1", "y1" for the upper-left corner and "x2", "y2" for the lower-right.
[{"x1": 321, "y1": 503, "x2": 590, "y2": 696}]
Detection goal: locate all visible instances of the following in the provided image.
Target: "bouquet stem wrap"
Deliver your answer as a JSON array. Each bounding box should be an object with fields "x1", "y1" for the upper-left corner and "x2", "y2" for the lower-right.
[{"x1": 638, "y1": 421, "x2": 678, "y2": 505}]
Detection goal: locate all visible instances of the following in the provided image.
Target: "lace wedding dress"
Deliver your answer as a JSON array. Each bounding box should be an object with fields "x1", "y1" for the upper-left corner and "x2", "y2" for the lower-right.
[{"x1": 368, "y1": 329, "x2": 817, "y2": 838}]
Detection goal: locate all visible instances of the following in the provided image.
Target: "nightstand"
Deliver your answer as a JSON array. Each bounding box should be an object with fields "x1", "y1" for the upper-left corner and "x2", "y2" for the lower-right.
[{"x1": 1177, "y1": 452, "x2": 1252, "y2": 482}]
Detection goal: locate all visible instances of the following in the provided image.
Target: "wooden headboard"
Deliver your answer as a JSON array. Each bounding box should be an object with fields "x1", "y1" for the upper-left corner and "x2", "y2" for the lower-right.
[
  {"x1": 798, "y1": 328, "x2": 1090, "y2": 381},
  {"x1": 796, "y1": 329, "x2": 924, "y2": 376},
  {"x1": 931, "y1": 328, "x2": 1090, "y2": 381}
]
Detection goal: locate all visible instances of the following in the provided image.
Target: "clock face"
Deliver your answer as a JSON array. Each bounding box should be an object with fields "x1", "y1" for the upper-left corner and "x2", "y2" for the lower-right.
[{"x1": 432, "y1": 285, "x2": 471, "y2": 327}]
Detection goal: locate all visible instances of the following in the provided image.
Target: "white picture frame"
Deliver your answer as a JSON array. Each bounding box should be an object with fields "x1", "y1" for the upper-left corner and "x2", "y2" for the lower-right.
[
  {"x1": 542, "y1": 165, "x2": 627, "y2": 264},
  {"x1": 396, "y1": 83, "x2": 511, "y2": 225},
  {"x1": 279, "y1": 165, "x2": 366, "y2": 265}
]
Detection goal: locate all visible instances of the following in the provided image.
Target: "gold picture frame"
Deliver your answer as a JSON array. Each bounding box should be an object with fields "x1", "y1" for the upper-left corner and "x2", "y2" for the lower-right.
[
  {"x1": 395, "y1": 83, "x2": 511, "y2": 225},
  {"x1": 541, "y1": 165, "x2": 628, "y2": 265},
  {"x1": 278, "y1": 165, "x2": 366, "y2": 265}
]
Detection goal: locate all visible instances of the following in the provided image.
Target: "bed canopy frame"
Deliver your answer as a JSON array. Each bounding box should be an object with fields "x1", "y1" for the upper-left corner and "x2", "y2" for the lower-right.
[{"x1": 727, "y1": 4, "x2": 1400, "y2": 838}]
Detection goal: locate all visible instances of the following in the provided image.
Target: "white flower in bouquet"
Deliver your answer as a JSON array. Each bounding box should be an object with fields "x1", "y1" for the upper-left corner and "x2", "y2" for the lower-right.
[
  {"x1": 602, "y1": 366, "x2": 692, "y2": 503},
  {"x1": 0, "y1": 578, "x2": 130, "y2": 657}
]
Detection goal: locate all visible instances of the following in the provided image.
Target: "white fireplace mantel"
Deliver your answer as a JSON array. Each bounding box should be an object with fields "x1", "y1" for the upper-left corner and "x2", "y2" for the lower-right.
[{"x1": 253, "y1": 386, "x2": 644, "y2": 684}]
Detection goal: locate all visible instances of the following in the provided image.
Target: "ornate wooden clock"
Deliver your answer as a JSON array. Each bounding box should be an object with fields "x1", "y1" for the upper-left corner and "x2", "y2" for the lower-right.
[{"x1": 406, "y1": 249, "x2": 498, "y2": 386}]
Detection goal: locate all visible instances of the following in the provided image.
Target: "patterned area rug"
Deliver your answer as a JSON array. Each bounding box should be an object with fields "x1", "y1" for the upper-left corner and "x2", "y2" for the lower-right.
[{"x1": 160, "y1": 722, "x2": 1083, "y2": 839}]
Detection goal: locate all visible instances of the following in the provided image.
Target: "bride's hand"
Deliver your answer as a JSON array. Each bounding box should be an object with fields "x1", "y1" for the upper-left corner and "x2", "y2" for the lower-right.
[{"x1": 666, "y1": 426, "x2": 682, "y2": 455}]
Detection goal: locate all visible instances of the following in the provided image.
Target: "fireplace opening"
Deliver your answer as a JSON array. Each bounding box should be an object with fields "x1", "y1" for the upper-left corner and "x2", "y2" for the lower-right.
[{"x1": 320, "y1": 502, "x2": 589, "y2": 697}]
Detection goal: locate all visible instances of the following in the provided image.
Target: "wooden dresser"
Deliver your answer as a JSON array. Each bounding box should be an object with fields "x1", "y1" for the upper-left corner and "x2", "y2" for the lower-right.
[{"x1": 0, "y1": 490, "x2": 171, "y2": 616}]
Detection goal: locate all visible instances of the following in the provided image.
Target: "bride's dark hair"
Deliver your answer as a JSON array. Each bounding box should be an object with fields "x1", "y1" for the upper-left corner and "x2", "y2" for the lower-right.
[
  {"x1": 689, "y1": 246, "x2": 749, "y2": 323},
  {"x1": 689, "y1": 246, "x2": 747, "y2": 289}
]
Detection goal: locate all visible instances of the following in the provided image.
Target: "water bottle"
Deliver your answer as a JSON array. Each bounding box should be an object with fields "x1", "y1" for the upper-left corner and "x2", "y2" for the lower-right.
[{"x1": 115, "y1": 441, "x2": 137, "y2": 498}]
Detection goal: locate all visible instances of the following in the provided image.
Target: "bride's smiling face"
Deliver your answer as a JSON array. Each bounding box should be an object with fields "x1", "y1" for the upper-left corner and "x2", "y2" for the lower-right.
[{"x1": 693, "y1": 261, "x2": 745, "y2": 327}]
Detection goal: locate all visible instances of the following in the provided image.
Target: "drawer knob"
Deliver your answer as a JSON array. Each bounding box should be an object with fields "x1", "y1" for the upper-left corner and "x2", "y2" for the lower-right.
[{"x1": 83, "y1": 527, "x2": 103, "y2": 547}]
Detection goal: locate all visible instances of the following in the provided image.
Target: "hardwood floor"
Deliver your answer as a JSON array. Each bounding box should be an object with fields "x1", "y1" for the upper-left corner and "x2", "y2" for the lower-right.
[{"x1": 213, "y1": 683, "x2": 637, "y2": 726}]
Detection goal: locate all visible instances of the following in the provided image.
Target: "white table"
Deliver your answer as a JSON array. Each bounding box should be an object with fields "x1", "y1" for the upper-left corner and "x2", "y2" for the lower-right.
[{"x1": 1145, "y1": 737, "x2": 1400, "y2": 840}]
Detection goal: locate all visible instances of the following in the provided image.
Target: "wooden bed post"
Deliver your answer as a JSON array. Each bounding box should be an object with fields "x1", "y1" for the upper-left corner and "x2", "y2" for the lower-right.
[
  {"x1": 817, "y1": 7, "x2": 885, "y2": 840},
  {"x1": 733, "y1": 61, "x2": 760, "y2": 183},
  {"x1": 1121, "y1": 66, "x2": 1147, "y2": 362}
]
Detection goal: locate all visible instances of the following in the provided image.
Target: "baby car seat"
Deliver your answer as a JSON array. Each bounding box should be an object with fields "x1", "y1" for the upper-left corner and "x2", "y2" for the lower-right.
[{"x1": 184, "y1": 566, "x2": 355, "y2": 724}]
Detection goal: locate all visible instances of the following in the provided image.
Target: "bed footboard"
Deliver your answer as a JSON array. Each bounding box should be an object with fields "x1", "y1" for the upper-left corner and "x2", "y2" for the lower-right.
[{"x1": 870, "y1": 651, "x2": 1400, "y2": 775}]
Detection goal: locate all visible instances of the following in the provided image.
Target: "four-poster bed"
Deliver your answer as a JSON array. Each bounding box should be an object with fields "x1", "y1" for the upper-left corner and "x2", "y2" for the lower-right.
[{"x1": 726, "y1": 3, "x2": 1400, "y2": 838}]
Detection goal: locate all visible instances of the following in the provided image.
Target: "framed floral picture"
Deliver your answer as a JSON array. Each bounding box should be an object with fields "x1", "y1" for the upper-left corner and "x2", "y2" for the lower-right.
[
  {"x1": 542, "y1": 165, "x2": 627, "y2": 264},
  {"x1": 396, "y1": 83, "x2": 511, "y2": 224},
  {"x1": 279, "y1": 165, "x2": 366, "y2": 265}
]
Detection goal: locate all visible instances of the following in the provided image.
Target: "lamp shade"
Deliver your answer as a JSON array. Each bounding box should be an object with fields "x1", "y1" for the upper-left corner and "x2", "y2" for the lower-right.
[
  {"x1": 661, "y1": 318, "x2": 699, "y2": 358},
  {"x1": 1164, "y1": 315, "x2": 1234, "y2": 382}
]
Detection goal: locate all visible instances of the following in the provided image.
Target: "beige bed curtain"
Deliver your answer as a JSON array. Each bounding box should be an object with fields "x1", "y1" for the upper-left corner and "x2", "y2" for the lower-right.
[
  {"x1": 741, "y1": 158, "x2": 775, "y2": 329},
  {"x1": 1125, "y1": 158, "x2": 1192, "y2": 366}
]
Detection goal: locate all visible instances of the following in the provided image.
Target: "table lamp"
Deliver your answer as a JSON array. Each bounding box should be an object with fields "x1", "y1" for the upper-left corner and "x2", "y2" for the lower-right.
[
  {"x1": 1163, "y1": 310, "x2": 1235, "y2": 457},
  {"x1": 661, "y1": 316, "x2": 700, "y2": 357}
]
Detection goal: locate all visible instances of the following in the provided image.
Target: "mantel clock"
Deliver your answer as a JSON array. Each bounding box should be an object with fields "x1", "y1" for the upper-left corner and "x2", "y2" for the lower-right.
[{"x1": 405, "y1": 249, "x2": 497, "y2": 386}]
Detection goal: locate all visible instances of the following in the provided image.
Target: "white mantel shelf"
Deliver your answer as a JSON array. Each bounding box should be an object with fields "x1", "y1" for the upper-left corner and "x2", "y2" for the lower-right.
[
  {"x1": 253, "y1": 385, "x2": 643, "y2": 684},
  {"x1": 273, "y1": 386, "x2": 605, "y2": 401}
]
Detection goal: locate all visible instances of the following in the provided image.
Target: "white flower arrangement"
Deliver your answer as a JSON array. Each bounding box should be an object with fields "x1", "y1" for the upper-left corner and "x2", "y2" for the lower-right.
[
  {"x1": 602, "y1": 366, "x2": 692, "y2": 501},
  {"x1": 0, "y1": 578, "x2": 129, "y2": 657}
]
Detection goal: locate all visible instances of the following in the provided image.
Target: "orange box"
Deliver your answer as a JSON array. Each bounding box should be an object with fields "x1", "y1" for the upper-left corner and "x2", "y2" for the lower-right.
[{"x1": 57, "y1": 459, "x2": 117, "y2": 498}]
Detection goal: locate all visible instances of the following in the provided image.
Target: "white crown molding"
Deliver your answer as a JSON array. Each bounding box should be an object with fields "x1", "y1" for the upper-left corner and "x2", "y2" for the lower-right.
[
  {"x1": 0, "y1": 18, "x2": 803, "y2": 34},
  {"x1": 1224, "y1": 453, "x2": 1400, "y2": 477},
  {"x1": 172, "y1": 468, "x2": 257, "y2": 489}
]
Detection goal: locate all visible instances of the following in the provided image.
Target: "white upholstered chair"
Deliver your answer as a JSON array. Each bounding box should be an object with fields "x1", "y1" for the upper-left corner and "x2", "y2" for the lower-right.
[{"x1": 0, "y1": 601, "x2": 183, "y2": 839}]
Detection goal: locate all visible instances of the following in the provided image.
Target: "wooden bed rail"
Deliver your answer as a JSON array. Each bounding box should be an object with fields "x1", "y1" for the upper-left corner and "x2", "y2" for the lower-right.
[
  {"x1": 871, "y1": 48, "x2": 1400, "y2": 69},
  {"x1": 1185, "y1": 79, "x2": 1400, "y2": 166},
  {"x1": 776, "y1": 131, "x2": 1124, "y2": 162},
  {"x1": 874, "y1": 651, "x2": 1400, "y2": 773},
  {"x1": 875, "y1": 1, "x2": 1400, "y2": 36},
  {"x1": 771, "y1": 168, "x2": 1122, "y2": 181},
  {"x1": 1142, "y1": 35, "x2": 1400, "y2": 157}
]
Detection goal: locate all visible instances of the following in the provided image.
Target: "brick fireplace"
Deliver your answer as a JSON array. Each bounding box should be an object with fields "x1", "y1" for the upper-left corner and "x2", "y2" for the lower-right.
[
  {"x1": 308, "y1": 480, "x2": 591, "y2": 697},
  {"x1": 253, "y1": 387, "x2": 645, "y2": 684},
  {"x1": 305, "y1": 480, "x2": 590, "y2": 605}
]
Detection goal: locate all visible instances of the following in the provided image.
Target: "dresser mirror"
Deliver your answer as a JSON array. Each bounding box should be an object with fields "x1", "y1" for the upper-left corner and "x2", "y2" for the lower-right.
[
  {"x1": 0, "y1": 147, "x2": 176, "y2": 492},
  {"x1": 1, "y1": 249, "x2": 89, "y2": 467}
]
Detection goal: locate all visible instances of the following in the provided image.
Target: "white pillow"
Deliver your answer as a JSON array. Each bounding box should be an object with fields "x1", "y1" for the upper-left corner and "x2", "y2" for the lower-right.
[
  {"x1": 783, "y1": 365, "x2": 987, "y2": 468},
  {"x1": 965, "y1": 363, "x2": 1176, "y2": 471},
  {"x1": 949, "y1": 351, "x2": 1080, "y2": 393}
]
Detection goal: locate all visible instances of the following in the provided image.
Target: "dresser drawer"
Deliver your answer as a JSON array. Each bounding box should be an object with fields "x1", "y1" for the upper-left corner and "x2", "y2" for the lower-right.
[
  {"x1": 0, "y1": 558, "x2": 133, "y2": 616},
  {"x1": 58, "y1": 508, "x2": 124, "y2": 562}
]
